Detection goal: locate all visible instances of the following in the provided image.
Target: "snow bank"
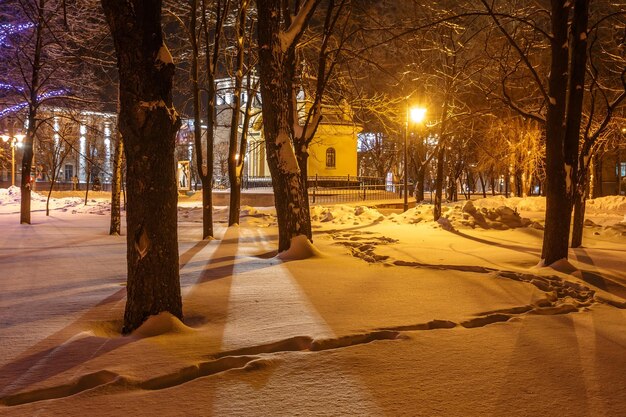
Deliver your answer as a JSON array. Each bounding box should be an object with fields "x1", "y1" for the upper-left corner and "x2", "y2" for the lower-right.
[
  {"x1": 385, "y1": 201, "x2": 531, "y2": 231},
  {"x1": 0, "y1": 186, "x2": 84, "y2": 213},
  {"x1": 585, "y1": 196, "x2": 626, "y2": 213},
  {"x1": 277, "y1": 235, "x2": 323, "y2": 260},
  {"x1": 470, "y1": 195, "x2": 626, "y2": 215},
  {"x1": 68, "y1": 201, "x2": 111, "y2": 215},
  {"x1": 310, "y1": 205, "x2": 384, "y2": 225},
  {"x1": 0, "y1": 185, "x2": 22, "y2": 204},
  {"x1": 309, "y1": 196, "x2": 625, "y2": 232}
]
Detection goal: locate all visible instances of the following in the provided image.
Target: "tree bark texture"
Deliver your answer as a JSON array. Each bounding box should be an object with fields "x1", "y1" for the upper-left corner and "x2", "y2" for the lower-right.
[
  {"x1": 190, "y1": 0, "x2": 213, "y2": 239},
  {"x1": 433, "y1": 145, "x2": 445, "y2": 221},
  {"x1": 257, "y1": 0, "x2": 316, "y2": 252},
  {"x1": 20, "y1": 0, "x2": 46, "y2": 225},
  {"x1": 590, "y1": 153, "x2": 602, "y2": 198},
  {"x1": 227, "y1": 0, "x2": 249, "y2": 226},
  {"x1": 415, "y1": 165, "x2": 425, "y2": 202},
  {"x1": 110, "y1": 132, "x2": 124, "y2": 235},
  {"x1": 19, "y1": 111, "x2": 36, "y2": 224},
  {"x1": 101, "y1": 0, "x2": 183, "y2": 333},
  {"x1": 570, "y1": 172, "x2": 588, "y2": 248},
  {"x1": 564, "y1": 0, "x2": 590, "y2": 249},
  {"x1": 541, "y1": 0, "x2": 572, "y2": 265}
]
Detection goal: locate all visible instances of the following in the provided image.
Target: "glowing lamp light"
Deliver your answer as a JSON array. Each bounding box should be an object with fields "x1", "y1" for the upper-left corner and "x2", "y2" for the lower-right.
[
  {"x1": 2, "y1": 133, "x2": 25, "y2": 185},
  {"x1": 410, "y1": 107, "x2": 427, "y2": 124},
  {"x1": 402, "y1": 105, "x2": 427, "y2": 212}
]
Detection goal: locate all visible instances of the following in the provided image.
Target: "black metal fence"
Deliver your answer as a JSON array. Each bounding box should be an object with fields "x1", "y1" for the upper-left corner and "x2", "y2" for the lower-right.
[
  {"x1": 309, "y1": 184, "x2": 401, "y2": 203},
  {"x1": 237, "y1": 175, "x2": 401, "y2": 203}
]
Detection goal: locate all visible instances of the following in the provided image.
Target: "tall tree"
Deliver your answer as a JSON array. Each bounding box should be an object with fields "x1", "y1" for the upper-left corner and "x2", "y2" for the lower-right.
[
  {"x1": 481, "y1": 0, "x2": 590, "y2": 264},
  {"x1": 192, "y1": 0, "x2": 229, "y2": 239},
  {"x1": 227, "y1": 0, "x2": 255, "y2": 226},
  {"x1": 109, "y1": 132, "x2": 124, "y2": 235},
  {"x1": 101, "y1": 0, "x2": 183, "y2": 333},
  {"x1": 570, "y1": 4, "x2": 626, "y2": 247},
  {"x1": 0, "y1": 0, "x2": 107, "y2": 224},
  {"x1": 256, "y1": 0, "x2": 320, "y2": 252}
]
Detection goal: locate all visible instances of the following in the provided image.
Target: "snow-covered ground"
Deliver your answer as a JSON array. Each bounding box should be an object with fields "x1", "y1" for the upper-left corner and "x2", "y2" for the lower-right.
[{"x1": 1, "y1": 188, "x2": 625, "y2": 416}]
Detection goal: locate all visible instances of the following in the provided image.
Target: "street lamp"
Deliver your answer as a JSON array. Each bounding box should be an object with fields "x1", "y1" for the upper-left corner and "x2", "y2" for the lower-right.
[
  {"x1": 404, "y1": 105, "x2": 426, "y2": 211},
  {"x1": 1, "y1": 133, "x2": 25, "y2": 186}
]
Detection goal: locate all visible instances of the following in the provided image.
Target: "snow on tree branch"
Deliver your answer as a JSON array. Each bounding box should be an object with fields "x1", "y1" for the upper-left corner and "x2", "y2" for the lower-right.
[{"x1": 279, "y1": 0, "x2": 320, "y2": 52}]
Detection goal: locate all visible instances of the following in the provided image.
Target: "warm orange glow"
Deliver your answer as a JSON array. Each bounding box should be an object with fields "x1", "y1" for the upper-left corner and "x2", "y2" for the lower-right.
[{"x1": 410, "y1": 107, "x2": 427, "y2": 124}]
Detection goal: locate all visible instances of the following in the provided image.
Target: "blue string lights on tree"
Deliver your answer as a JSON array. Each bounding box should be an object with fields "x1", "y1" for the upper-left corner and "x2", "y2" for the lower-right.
[
  {"x1": 1, "y1": 22, "x2": 69, "y2": 119},
  {"x1": 0, "y1": 89, "x2": 68, "y2": 118},
  {"x1": 0, "y1": 22, "x2": 34, "y2": 47}
]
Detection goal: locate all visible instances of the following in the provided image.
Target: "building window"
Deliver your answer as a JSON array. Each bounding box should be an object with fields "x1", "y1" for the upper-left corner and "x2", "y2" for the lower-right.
[
  {"x1": 64, "y1": 164, "x2": 74, "y2": 182},
  {"x1": 619, "y1": 162, "x2": 626, "y2": 177},
  {"x1": 326, "y1": 147, "x2": 336, "y2": 168}
]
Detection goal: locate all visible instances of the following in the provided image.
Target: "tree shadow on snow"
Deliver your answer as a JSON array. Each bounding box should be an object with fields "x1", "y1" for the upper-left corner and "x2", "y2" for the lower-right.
[
  {"x1": 0, "y1": 288, "x2": 130, "y2": 399},
  {"x1": 573, "y1": 248, "x2": 626, "y2": 301},
  {"x1": 0, "y1": 237, "x2": 226, "y2": 402},
  {"x1": 447, "y1": 228, "x2": 542, "y2": 257}
]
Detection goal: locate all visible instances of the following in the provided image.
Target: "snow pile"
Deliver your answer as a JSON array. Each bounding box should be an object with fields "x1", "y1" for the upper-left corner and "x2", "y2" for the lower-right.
[
  {"x1": 69, "y1": 200, "x2": 112, "y2": 215},
  {"x1": 470, "y1": 195, "x2": 546, "y2": 212},
  {"x1": 386, "y1": 201, "x2": 533, "y2": 231},
  {"x1": 0, "y1": 186, "x2": 22, "y2": 205},
  {"x1": 0, "y1": 186, "x2": 84, "y2": 213},
  {"x1": 452, "y1": 200, "x2": 532, "y2": 230},
  {"x1": 240, "y1": 205, "x2": 277, "y2": 218},
  {"x1": 310, "y1": 205, "x2": 384, "y2": 225},
  {"x1": 277, "y1": 235, "x2": 323, "y2": 260},
  {"x1": 132, "y1": 312, "x2": 195, "y2": 338},
  {"x1": 386, "y1": 206, "x2": 430, "y2": 224},
  {"x1": 585, "y1": 196, "x2": 626, "y2": 213}
]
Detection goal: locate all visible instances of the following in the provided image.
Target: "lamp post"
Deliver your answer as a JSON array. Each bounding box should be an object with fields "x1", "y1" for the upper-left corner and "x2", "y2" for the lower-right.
[
  {"x1": 617, "y1": 127, "x2": 626, "y2": 195},
  {"x1": 403, "y1": 105, "x2": 426, "y2": 211},
  {"x1": 1, "y1": 133, "x2": 25, "y2": 186}
]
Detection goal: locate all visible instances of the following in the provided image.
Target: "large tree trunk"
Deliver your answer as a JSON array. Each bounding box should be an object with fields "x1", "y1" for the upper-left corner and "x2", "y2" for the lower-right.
[
  {"x1": 478, "y1": 172, "x2": 487, "y2": 198},
  {"x1": 46, "y1": 169, "x2": 57, "y2": 216},
  {"x1": 414, "y1": 165, "x2": 425, "y2": 202},
  {"x1": 571, "y1": 170, "x2": 589, "y2": 248},
  {"x1": 102, "y1": 0, "x2": 183, "y2": 333},
  {"x1": 590, "y1": 153, "x2": 602, "y2": 198},
  {"x1": 433, "y1": 145, "x2": 445, "y2": 221},
  {"x1": 190, "y1": 0, "x2": 213, "y2": 239},
  {"x1": 227, "y1": 0, "x2": 249, "y2": 226},
  {"x1": 110, "y1": 132, "x2": 124, "y2": 235},
  {"x1": 19, "y1": 0, "x2": 46, "y2": 225},
  {"x1": 20, "y1": 111, "x2": 36, "y2": 224},
  {"x1": 257, "y1": 0, "x2": 317, "y2": 252},
  {"x1": 563, "y1": 0, "x2": 589, "y2": 249},
  {"x1": 195, "y1": 0, "x2": 224, "y2": 240},
  {"x1": 541, "y1": 0, "x2": 573, "y2": 265}
]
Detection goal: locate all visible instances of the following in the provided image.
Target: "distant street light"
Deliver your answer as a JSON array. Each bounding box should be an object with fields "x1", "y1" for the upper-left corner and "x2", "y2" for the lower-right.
[
  {"x1": 1, "y1": 133, "x2": 24, "y2": 186},
  {"x1": 404, "y1": 105, "x2": 427, "y2": 211}
]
